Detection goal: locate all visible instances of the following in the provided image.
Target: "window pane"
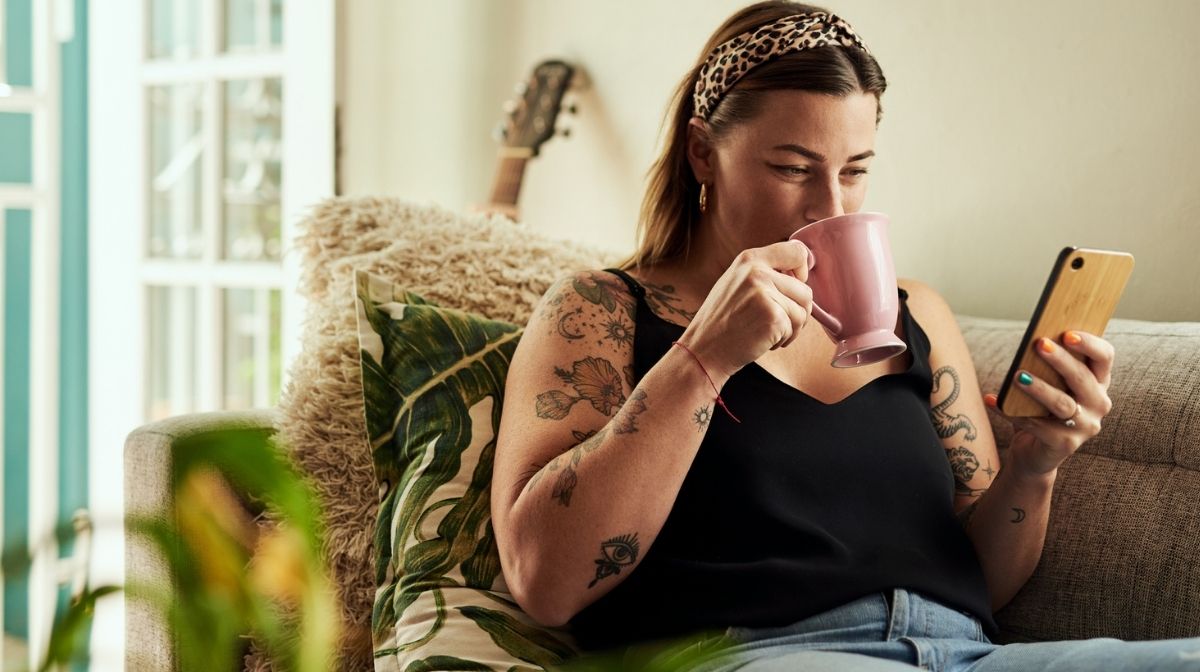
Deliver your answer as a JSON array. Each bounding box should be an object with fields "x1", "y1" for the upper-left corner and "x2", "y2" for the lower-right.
[
  {"x1": 222, "y1": 287, "x2": 281, "y2": 409},
  {"x1": 0, "y1": 112, "x2": 33, "y2": 184},
  {"x1": 148, "y1": 83, "x2": 206, "y2": 259},
  {"x1": 4, "y1": 209, "x2": 33, "y2": 646},
  {"x1": 223, "y1": 78, "x2": 281, "y2": 261},
  {"x1": 146, "y1": 286, "x2": 199, "y2": 421},
  {"x1": 224, "y1": 0, "x2": 283, "y2": 53},
  {"x1": 3, "y1": 0, "x2": 34, "y2": 87},
  {"x1": 149, "y1": 0, "x2": 202, "y2": 60}
]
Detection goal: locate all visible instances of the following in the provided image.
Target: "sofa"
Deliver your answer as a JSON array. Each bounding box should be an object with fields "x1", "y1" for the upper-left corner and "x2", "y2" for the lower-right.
[{"x1": 124, "y1": 198, "x2": 1200, "y2": 670}]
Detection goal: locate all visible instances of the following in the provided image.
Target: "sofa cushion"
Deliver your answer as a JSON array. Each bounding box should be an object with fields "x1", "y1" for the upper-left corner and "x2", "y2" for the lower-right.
[
  {"x1": 355, "y1": 270, "x2": 576, "y2": 670},
  {"x1": 270, "y1": 198, "x2": 619, "y2": 669}
]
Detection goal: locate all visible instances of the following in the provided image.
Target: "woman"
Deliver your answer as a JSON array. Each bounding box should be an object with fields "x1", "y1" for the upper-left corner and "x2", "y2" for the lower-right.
[{"x1": 491, "y1": 3, "x2": 1198, "y2": 670}]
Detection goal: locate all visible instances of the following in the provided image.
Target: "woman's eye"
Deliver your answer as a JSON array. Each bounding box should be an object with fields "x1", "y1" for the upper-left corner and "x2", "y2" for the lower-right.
[
  {"x1": 842, "y1": 168, "x2": 870, "y2": 178},
  {"x1": 775, "y1": 165, "x2": 809, "y2": 176}
]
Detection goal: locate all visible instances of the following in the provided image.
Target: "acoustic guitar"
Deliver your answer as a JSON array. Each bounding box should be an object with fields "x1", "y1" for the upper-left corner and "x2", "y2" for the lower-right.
[{"x1": 480, "y1": 59, "x2": 577, "y2": 220}]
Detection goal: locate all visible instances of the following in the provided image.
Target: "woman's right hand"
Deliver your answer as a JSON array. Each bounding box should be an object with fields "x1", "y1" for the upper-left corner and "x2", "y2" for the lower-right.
[{"x1": 678, "y1": 240, "x2": 817, "y2": 381}]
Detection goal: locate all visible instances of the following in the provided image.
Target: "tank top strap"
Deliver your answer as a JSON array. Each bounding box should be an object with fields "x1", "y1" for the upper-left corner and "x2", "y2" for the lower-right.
[
  {"x1": 895, "y1": 286, "x2": 934, "y2": 383},
  {"x1": 603, "y1": 267, "x2": 647, "y2": 299}
]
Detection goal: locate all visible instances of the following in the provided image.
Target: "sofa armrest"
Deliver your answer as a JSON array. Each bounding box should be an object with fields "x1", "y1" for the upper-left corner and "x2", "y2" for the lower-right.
[{"x1": 124, "y1": 409, "x2": 279, "y2": 671}]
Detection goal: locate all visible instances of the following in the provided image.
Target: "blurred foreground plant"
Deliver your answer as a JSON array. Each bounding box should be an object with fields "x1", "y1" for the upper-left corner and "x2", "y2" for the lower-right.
[
  {"x1": 3, "y1": 429, "x2": 339, "y2": 671},
  {"x1": 554, "y1": 630, "x2": 734, "y2": 672}
]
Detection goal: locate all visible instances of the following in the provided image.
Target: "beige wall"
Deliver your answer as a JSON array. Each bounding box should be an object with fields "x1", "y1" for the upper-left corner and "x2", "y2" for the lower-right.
[{"x1": 340, "y1": 0, "x2": 1200, "y2": 321}]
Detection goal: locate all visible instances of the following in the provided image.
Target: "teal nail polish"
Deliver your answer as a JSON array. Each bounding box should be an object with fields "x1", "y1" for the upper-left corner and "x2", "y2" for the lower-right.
[{"x1": 1018, "y1": 372, "x2": 1034, "y2": 386}]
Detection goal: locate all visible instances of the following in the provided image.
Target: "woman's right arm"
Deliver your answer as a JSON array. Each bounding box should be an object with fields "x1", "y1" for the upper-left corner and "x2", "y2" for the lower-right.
[{"x1": 491, "y1": 243, "x2": 813, "y2": 626}]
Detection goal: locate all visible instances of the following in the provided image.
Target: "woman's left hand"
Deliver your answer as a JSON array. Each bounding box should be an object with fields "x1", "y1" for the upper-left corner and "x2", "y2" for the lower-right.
[{"x1": 985, "y1": 331, "x2": 1116, "y2": 478}]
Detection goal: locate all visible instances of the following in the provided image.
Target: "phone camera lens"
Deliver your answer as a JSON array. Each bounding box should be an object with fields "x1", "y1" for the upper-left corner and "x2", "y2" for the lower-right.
[{"x1": 1071, "y1": 257, "x2": 1085, "y2": 270}]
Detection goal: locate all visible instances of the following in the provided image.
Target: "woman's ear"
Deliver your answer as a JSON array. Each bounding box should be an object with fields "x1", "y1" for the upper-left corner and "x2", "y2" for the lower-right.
[{"x1": 685, "y1": 117, "x2": 716, "y2": 184}]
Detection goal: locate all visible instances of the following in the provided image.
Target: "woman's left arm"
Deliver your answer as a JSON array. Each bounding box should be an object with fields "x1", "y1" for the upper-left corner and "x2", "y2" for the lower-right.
[{"x1": 900, "y1": 280, "x2": 1115, "y2": 612}]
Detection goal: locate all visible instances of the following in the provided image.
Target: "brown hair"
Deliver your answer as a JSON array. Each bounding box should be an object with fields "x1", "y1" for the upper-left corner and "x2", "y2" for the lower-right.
[{"x1": 626, "y1": 1, "x2": 887, "y2": 270}]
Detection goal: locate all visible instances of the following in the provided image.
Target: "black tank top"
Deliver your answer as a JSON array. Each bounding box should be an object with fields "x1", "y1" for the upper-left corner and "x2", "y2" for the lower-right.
[{"x1": 569, "y1": 268, "x2": 996, "y2": 650}]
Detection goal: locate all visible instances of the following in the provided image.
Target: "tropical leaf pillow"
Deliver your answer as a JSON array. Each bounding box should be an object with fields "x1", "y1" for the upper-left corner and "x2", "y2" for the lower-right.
[{"x1": 354, "y1": 270, "x2": 578, "y2": 672}]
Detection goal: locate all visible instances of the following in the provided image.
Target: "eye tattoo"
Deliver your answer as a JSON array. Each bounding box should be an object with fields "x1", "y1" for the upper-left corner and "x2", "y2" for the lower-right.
[{"x1": 587, "y1": 533, "x2": 641, "y2": 588}]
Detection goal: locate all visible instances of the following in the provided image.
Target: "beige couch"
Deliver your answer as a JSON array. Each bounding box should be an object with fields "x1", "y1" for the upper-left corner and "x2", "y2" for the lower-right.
[{"x1": 124, "y1": 198, "x2": 1200, "y2": 669}]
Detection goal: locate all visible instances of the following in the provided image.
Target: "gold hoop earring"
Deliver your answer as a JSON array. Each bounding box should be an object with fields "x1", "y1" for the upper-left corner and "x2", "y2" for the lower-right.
[{"x1": 699, "y1": 183, "x2": 708, "y2": 213}]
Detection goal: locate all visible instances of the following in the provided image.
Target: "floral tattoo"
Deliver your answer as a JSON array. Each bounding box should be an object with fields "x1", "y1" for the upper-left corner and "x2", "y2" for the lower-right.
[
  {"x1": 528, "y1": 427, "x2": 609, "y2": 506},
  {"x1": 643, "y1": 282, "x2": 696, "y2": 324},
  {"x1": 613, "y1": 390, "x2": 648, "y2": 435},
  {"x1": 537, "y1": 357, "x2": 627, "y2": 420},
  {"x1": 538, "y1": 273, "x2": 637, "y2": 348}
]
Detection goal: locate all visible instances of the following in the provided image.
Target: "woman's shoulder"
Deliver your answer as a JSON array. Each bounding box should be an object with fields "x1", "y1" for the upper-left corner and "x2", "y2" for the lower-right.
[
  {"x1": 898, "y1": 278, "x2": 951, "y2": 313},
  {"x1": 527, "y1": 269, "x2": 640, "y2": 335},
  {"x1": 539, "y1": 269, "x2": 640, "y2": 313},
  {"x1": 898, "y1": 278, "x2": 959, "y2": 328}
]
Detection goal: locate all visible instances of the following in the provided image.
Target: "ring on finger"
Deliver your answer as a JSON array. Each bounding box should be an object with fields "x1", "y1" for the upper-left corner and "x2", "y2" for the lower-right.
[{"x1": 1063, "y1": 400, "x2": 1082, "y2": 428}]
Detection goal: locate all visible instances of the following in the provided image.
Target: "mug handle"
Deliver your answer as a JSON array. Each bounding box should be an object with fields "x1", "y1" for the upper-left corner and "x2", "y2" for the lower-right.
[{"x1": 795, "y1": 246, "x2": 844, "y2": 336}]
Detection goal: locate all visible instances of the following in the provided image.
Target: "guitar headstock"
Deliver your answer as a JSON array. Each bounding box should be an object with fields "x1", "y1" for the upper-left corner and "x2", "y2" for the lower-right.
[{"x1": 495, "y1": 59, "x2": 576, "y2": 156}]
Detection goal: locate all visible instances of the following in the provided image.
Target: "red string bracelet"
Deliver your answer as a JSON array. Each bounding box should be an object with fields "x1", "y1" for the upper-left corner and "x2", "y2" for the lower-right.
[{"x1": 672, "y1": 341, "x2": 741, "y2": 424}]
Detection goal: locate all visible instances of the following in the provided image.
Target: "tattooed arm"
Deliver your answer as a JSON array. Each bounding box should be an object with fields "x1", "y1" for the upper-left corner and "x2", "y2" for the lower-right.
[
  {"x1": 902, "y1": 279, "x2": 1056, "y2": 612},
  {"x1": 492, "y1": 271, "x2": 719, "y2": 627}
]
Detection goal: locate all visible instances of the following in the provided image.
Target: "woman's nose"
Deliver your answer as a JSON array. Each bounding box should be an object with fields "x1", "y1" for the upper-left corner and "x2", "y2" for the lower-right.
[{"x1": 804, "y1": 179, "x2": 845, "y2": 224}]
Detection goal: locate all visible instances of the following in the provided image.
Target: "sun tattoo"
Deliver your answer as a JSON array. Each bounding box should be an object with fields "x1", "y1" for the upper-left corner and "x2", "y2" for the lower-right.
[{"x1": 603, "y1": 316, "x2": 634, "y2": 348}]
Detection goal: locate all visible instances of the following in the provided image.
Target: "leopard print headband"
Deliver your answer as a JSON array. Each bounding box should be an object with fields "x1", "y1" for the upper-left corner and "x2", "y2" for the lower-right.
[{"x1": 692, "y1": 12, "x2": 870, "y2": 120}]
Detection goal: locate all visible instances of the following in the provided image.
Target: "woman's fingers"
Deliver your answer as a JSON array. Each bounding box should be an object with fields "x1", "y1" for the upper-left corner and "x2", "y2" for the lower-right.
[
  {"x1": 1061, "y1": 330, "x2": 1115, "y2": 388},
  {"x1": 1010, "y1": 367, "x2": 1083, "y2": 424},
  {"x1": 739, "y1": 239, "x2": 812, "y2": 278},
  {"x1": 1032, "y1": 336, "x2": 1107, "y2": 410},
  {"x1": 767, "y1": 292, "x2": 806, "y2": 349}
]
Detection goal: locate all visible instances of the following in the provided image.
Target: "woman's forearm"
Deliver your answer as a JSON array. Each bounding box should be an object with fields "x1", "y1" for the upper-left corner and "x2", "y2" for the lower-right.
[
  {"x1": 963, "y1": 463, "x2": 1057, "y2": 612},
  {"x1": 501, "y1": 345, "x2": 724, "y2": 626}
]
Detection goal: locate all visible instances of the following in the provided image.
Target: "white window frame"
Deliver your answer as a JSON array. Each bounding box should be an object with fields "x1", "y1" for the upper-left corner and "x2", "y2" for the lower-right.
[
  {"x1": 89, "y1": 0, "x2": 334, "y2": 666},
  {"x1": 0, "y1": 0, "x2": 64, "y2": 666}
]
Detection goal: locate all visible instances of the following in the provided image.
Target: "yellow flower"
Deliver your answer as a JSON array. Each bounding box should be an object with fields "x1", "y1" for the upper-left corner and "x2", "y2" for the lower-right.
[{"x1": 251, "y1": 525, "x2": 311, "y2": 605}]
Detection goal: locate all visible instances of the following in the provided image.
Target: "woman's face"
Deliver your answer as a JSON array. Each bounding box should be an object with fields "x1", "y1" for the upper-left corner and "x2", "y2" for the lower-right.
[{"x1": 693, "y1": 90, "x2": 879, "y2": 249}]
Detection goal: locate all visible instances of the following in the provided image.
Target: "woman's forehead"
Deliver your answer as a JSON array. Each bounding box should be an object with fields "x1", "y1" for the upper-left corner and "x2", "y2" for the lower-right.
[{"x1": 732, "y1": 91, "x2": 878, "y2": 150}]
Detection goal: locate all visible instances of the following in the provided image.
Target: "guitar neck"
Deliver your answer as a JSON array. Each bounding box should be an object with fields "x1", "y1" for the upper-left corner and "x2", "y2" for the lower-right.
[{"x1": 488, "y1": 150, "x2": 532, "y2": 209}]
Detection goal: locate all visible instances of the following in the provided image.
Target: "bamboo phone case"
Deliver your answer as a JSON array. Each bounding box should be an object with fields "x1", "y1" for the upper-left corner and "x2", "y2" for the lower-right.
[{"x1": 997, "y1": 247, "x2": 1135, "y2": 417}]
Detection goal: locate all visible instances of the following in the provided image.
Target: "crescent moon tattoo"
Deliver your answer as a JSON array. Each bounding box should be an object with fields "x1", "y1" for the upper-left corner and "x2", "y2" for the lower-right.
[
  {"x1": 556, "y1": 307, "x2": 584, "y2": 340},
  {"x1": 1011, "y1": 507, "x2": 1026, "y2": 523}
]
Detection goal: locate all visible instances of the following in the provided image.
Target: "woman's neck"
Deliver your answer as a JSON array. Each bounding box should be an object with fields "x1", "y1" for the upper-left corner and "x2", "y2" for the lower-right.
[{"x1": 678, "y1": 214, "x2": 742, "y2": 294}]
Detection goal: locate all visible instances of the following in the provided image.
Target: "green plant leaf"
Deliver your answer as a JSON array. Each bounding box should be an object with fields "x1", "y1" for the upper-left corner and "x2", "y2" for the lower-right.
[
  {"x1": 457, "y1": 606, "x2": 575, "y2": 667},
  {"x1": 460, "y1": 522, "x2": 503, "y2": 589},
  {"x1": 402, "y1": 655, "x2": 494, "y2": 672}
]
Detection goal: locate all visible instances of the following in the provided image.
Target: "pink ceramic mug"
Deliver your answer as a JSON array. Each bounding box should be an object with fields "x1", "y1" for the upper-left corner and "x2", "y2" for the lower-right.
[{"x1": 788, "y1": 212, "x2": 907, "y2": 368}]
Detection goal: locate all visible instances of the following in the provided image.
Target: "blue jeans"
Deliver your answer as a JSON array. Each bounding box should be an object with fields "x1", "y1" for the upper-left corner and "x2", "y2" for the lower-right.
[{"x1": 686, "y1": 589, "x2": 1200, "y2": 671}]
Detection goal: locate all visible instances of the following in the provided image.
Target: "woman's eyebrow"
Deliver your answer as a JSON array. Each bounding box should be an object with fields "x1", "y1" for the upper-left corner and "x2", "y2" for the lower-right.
[{"x1": 772, "y1": 143, "x2": 875, "y2": 163}]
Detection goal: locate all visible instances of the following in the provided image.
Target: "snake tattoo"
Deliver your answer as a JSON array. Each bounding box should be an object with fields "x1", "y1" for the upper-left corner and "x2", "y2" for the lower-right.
[{"x1": 930, "y1": 366, "x2": 978, "y2": 441}]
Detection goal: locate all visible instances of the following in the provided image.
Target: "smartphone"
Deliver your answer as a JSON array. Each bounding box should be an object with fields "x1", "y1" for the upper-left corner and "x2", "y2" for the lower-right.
[{"x1": 996, "y1": 247, "x2": 1135, "y2": 417}]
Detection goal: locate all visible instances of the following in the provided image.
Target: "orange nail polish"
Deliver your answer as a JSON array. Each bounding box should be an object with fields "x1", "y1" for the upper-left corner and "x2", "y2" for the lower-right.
[
  {"x1": 1037, "y1": 338, "x2": 1056, "y2": 354},
  {"x1": 1064, "y1": 331, "x2": 1083, "y2": 346},
  {"x1": 984, "y1": 393, "x2": 998, "y2": 407}
]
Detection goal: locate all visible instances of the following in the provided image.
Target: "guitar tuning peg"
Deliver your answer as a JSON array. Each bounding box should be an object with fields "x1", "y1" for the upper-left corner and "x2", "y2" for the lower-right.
[
  {"x1": 502, "y1": 99, "x2": 518, "y2": 114},
  {"x1": 514, "y1": 81, "x2": 529, "y2": 95},
  {"x1": 565, "y1": 103, "x2": 579, "y2": 115},
  {"x1": 493, "y1": 123, "x2": 508, "y2": 142},
  {"x1": 558, "y1": 126, "x2": 573, "y2": 138}
]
